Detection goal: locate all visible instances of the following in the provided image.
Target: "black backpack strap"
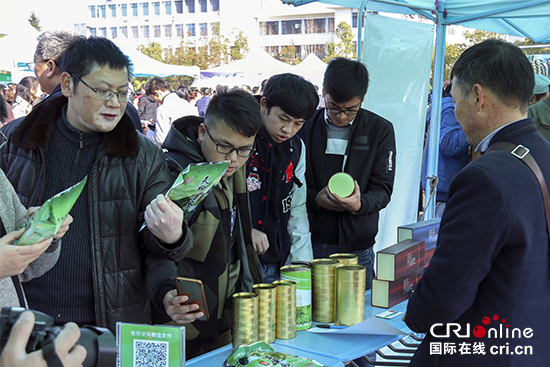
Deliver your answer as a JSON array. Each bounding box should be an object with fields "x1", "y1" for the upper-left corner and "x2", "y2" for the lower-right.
[
  {"x1": 487, "y1": 142, "x2": 550, "y2": 239},
  {"x1": 10, "y1": 276, "x2": 26, "y2": 307}
]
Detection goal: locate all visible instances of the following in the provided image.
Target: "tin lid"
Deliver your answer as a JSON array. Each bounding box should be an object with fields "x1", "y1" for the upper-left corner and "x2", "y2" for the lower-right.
[{"x1": 328, "y1": 172, "x2": 355, "y2": 198}]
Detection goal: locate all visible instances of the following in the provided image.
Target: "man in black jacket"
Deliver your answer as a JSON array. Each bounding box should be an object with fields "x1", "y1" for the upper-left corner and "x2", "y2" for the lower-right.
[
  {"x1": 0, "y1": 36, "x2": 192, "y2": 332},
  {"x1": 298, "y1": 57, "x2": 396, "y2": 289},
  {"x1": 162, "y1": 90, "x2": 262, "y2": 358}
]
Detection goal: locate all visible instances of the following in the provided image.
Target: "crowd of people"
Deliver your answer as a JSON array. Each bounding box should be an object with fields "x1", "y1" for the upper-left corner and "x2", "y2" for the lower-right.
[{"x1": 0, "y1": 30, "x2": 549, "y2": 367}]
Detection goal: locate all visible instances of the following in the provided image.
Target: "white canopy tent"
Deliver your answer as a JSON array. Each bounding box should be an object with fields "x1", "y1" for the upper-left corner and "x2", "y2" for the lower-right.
[
  {"x1": 0, "y1": 22, "x2": 40, "y2": 83},
  {"x1": 292, "y1": 53, "x2": 327, "y2": 89},
  {"x1": 112, "y1": 38, "x2": 200, "y2": 78},
  {"x1": 195, "y1": 48, "x2": 295, "y2": 87}
]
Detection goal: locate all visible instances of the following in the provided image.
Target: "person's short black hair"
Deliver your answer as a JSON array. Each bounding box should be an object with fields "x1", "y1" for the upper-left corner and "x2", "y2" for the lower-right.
[
  {"x1": 145, "y1": 77, "x2": 169, "y2": 95},
  {"x1": 451, "y1": 39, "x2": 534, "y2": 113},
  {"x1": 262, "y1": 73, "x2": 319, "y2": 120},
  {"x1": 0, "y1": 93, "x2": 7, "y2": 123},
  {"x1": 205, "y1": 89, "x2": 261, "y2": 137},
  {"x1": 61, "y1": 36, "x2": 133, "y2": 85},
  {"x1": 323, "y1": 57, "x2": 369, "y2": 104}
]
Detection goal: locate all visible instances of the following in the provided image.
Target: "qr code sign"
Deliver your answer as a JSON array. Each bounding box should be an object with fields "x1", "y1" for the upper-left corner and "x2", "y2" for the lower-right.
[{"x1": 134, "y1": 340, "x2": 169, "y2": 367}]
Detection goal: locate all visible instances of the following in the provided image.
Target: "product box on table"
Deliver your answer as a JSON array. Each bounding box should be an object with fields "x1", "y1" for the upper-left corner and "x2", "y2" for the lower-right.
[
  {"x1": 371, "y1": 270, "x2": 420, "y2": 308},
  {"x1": 397, "y1": 218, "x2": 441, "y2": 251},
  {"x1": 376, "y1": 239, "x2": 425, "y2": 282}
]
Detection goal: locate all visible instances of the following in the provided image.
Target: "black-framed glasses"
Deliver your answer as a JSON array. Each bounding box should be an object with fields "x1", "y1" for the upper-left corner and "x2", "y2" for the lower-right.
[
  {"x1": 71, "y1": 73, "x2": 135, "y2": 103},
  {"x1": 325, "y1": 98, "x2": 361, "y2": 116},
  {"x1": 204, "y1": 124, "x2": 254, "y2": 157},
  {"x1": 326, "y1": 108, "x2": 359, "y2": 116}
]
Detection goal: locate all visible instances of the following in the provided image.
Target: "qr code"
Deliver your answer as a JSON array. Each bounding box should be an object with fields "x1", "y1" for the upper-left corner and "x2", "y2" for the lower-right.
[{"x1": 134, "y1": 340, "x2": 169, "y2": 367}]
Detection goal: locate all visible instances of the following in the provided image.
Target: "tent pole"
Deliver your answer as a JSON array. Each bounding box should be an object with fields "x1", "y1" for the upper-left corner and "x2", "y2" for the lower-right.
[{"x1": 424, "y1": 1, "x2": 446, "y2": 221}]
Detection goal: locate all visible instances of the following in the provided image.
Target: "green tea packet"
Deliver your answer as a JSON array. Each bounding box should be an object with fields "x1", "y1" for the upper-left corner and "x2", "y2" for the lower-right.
[
  {"x1": 140, "y1": 161, "x2": 229, "y2": 231},
  {"x1": 15, "y1": 176, "x2": 88, "y2": 246},
  {"x1": 225, "y1": 342, "x2": 326, "y2": 367}
]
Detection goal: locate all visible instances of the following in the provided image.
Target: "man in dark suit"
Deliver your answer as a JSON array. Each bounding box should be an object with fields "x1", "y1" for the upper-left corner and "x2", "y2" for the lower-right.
[{"x1": 405, "y1": 39, "x2": 550, "y2": 366}]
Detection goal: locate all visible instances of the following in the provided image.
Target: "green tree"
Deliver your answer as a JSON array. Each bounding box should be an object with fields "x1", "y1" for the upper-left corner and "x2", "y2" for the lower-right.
[
  {"x1": 324, "y1": 21, "x2": 356, "y2": 62},
  {"x1": 140, "y1": 42, "x2": 164, "y2": 62},
  {"x1": 230, "y1": 29, "x2": 249, "y2": 61},
  {"x1": 275, "y1": 43, "x2": 302, "y2": 65},
  {"x1": 28, "y1": 11, "x2": 41, "y2": 31}
]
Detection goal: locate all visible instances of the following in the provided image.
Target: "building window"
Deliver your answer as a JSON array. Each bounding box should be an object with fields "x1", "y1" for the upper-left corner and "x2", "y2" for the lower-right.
[
  {"x1": 89, "y1": 6, "x2": 96, "y2": 18},
  {"x1": 132, "y1": 26, "x2": 139, "y2": 38},
  {"x1": 120, "y1": 4, "x2": 127, "y2": 16},
  {"x1": 211, "y1": 22, "x2": 220, "y2": 35},
  {"x1": 153, "y1": 25, "x2": 160, "y2": 37},
  {"x1": 282, "y1": 20, "x2": 302, "y2": 35},
  {"x1": 120, "y1": 26, "x2": 128, "y2": 37},
  {"x1": 142, "y1": 25, "x2": 150, "y2": 38},
  {"x1": 264, "y1": 46, "x2": 279, "y2": 56},
  {"x1": 176, "y1": 24, "x2": 184, "y2": 37},
  {"x1": 90, "y1": 27, "x2": 97, "y2": 36},
  {"x1": 260, "y1": 21, "x2": 278, "y2": 35},
  {"x1": 131, "y1": 3, "x2": 138, "y2": 16},
  {"x1": 305, "y1": 18, "x2": 326, "y2": 33},
  {"x1": 164, "y1": 24, "x2": 172, "y2": 37},
  {"x1": 187, "y1": 23, "x2": 195, "y2": 36},
  {"x1": 186, "y1": 0, "x2": 195, "y2": 13},
  {"x1": 142, "y1": 3, "x2": 149, "y2": 16},
  {"x1": 153, "y1": 2, "x2": 160, "y2": 15},
  {"x1": 164, "y1": 1, "x2": 171, "y2": 14},
  {"x1": 199, "y1": 0, "x2": 207, "y2": 12},
  {"x1": 352, "y1": 13, "x2": 358, "y2": 28},
  {"x1": 109, "y1": 4, "x2": 117, "y2": 17},
  {"x1": 199, "y1": 22, "x2": 207, "y2": 36},
  {"x1": 111, "y1": 27, "x2": 117, "y2": 38},
  {"x1": 328, "y1": 18, "x2": 334, "y2": 32},
  {"x1": 211, "y1": 0, "x2": 219, "y2": 12},
  {"x1": 304, "y1": 44, "x2": 326, "y2": 59},
  {"x1": 99, "y1": 5, "x2": 106, "y2": 18},
  {"x1": 175, "y1": 0, "x2": 183, "y2": 13},
  {"x1": 100, "y1": 27, "x2": 107, "y2": 37}
]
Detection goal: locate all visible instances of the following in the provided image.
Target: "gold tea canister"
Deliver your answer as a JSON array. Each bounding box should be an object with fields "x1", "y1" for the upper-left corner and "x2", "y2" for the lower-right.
[
  {"x1": 329, "y1": 253, "x2": 359, "y2": 265},
  {"x1": 273, "y1": 280, "x2": 296, "y2": 339},
  {"x1": 280, "y1": 265, "x2": 312, "y2": 330},
  {"x1": 335, "y1": 264, "x2": 366, "y2": 326},
  {"x1": 310, "y1": 258, "x2": 340, "y2": 322},
  {"x1": 252, "y1": 283, "x2": 276, "y2": 343},
  {"x1": 232, "y1": 292, "x2": 258, "y2": 350}
]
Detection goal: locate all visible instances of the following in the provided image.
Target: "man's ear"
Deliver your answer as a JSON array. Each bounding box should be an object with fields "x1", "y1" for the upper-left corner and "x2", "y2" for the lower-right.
[
  {"x1": 60, "y1": 72, "x2": 73, "y2": 98},
  {"x1": 45, "y1": 60, "x2": 58, "y2": 79},
  {"x1": 197, "y1": 122, "x2": 206, "y2": 144},
  {"x1": 260, "y1": 97, "x2": 267, "y2": 114}
]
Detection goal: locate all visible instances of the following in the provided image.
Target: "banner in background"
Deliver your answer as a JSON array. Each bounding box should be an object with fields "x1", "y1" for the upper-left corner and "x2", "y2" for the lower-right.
[{"x1": 362, "y1": 13, "x2": 434, "y2": 253}]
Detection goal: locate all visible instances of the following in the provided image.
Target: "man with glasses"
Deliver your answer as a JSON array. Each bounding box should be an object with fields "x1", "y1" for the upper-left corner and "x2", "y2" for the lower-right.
[
  {"x1": 298, "y1": 57, "x2": 396, "y2": 289},
  {"x1": 247, "y1": 73, "x2": 318, "y2": 283},
  {"x1": 29, "y1": 30, "x2": 143, "y2": 132},
  {"x1": 0, "y1": 36, "x2": 192, "y2": 333},
  {"x1": 161, "y1": 90, "x2": 262, "y2": 358}
]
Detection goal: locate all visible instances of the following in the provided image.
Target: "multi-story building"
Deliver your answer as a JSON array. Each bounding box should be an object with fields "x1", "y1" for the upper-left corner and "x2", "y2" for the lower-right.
[
  {"x1": 82, "y1": 0, "x2": 359, "y2": 60},
  {"x1": 81, "y1": 0, "x2": 476, "y2": 62}
]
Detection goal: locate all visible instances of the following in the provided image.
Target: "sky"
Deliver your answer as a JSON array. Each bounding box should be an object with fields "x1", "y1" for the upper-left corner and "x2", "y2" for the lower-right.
[{"x1": 2, "y1": 0, "x2": 89, "y2": 34}]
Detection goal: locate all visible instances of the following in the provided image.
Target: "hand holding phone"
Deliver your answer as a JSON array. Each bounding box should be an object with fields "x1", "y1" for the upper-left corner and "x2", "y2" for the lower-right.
[{"x1": 174, "y1": 277, "x2": 209, "y2": 321}]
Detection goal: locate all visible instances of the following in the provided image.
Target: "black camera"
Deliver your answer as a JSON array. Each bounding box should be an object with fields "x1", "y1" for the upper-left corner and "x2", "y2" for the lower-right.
[{"x1": 0, "y1": 307, "x2": 117, "y2": 367}]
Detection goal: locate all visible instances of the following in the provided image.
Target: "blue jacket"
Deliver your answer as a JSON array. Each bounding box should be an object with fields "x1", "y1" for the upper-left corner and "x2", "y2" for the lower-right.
[
  {"x1": 423, "y1": 96, "x2": 469, "y2": 201},
  {"x1": 406, "y1": 119, "x2": 550, "y2": 366}
]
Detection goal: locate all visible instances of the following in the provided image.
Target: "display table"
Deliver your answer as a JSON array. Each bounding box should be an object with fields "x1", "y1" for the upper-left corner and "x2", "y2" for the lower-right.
[
  {"x1": 186, "y1": 343, "x2": 345, "y2": 367},
  {"x1": 272, "y1": 290, "x2": 412, "y2": 362},
  {"x1": 186, "y1": 290, "x2": 412, "y2": 365}
]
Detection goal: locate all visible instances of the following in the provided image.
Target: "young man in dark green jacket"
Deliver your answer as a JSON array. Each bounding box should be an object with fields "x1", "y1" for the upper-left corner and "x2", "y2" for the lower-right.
[{"x1": 161, "y1": 90, "x2": 262, "y2": 358}]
